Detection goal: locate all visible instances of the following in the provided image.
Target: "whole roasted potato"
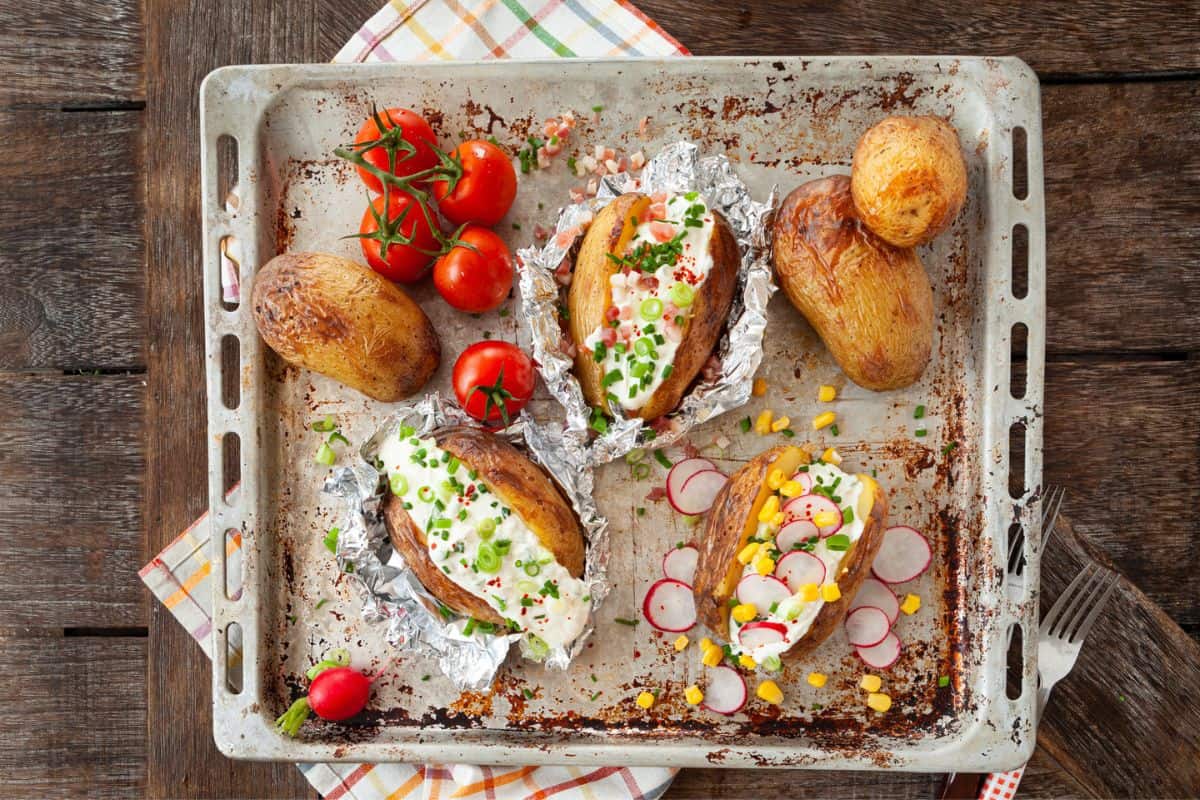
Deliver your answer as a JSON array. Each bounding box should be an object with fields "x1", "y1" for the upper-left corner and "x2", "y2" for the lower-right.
[
  {"x1": 567, "y1": 191, "x2": 739, "y2": 422},
  {"x1": 851, "y1": 115, "x2": 967, "y2": 248},
  {"x1": 381, "y1": 426, "x2": 589, "y2": 649},
  {"x1": 693, "y1": 445, "x2": 887, "y2": 662},
  {"x1": 773, "y1": 175, "x2": 934, "y2": 391},
  {"x1": 251, "y1": 252, "x2": 439, "y2": 401}
]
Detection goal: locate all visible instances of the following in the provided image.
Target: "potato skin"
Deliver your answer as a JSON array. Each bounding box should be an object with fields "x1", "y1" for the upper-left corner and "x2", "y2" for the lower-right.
[
  {"x1": 252, "y1": 251, "x2": 439, "y2": 401},
  {"x1": 383, "y1": 426, "x2": 585, "y2": 625},
  {"x1": 851, "y1": 115, "x2": 967, "y2": 248},
  {"x1": 567, "y1": 193, "x2": 740, "y2": 420},
  {"x1": 773, "y1": 175, "x2": 934, "y2": 391}
]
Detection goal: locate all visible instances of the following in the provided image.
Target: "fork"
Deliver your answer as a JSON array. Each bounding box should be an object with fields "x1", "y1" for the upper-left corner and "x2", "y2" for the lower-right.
[
  {"x1": 1036, "y1": 561, "x2": 1119, "y2": 715},
  {"x1": 1008, "y1": 484, "x2": 1065, "y2": 581}
]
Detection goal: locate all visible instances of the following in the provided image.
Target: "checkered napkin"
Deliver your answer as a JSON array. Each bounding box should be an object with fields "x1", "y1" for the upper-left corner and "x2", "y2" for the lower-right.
[{"x1": 145, "y1": 3, "x2": 686, "y2": 798}]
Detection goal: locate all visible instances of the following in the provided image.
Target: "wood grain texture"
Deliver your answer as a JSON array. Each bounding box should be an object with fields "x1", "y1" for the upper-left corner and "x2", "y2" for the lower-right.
[
  {"x1": 0, "y1": 110, "x2": 145, "y2": 370},
  {"x1": 637, "y1": 0, "x2": 1200, "y2": 77},
  {"x1": 0, "y1": 632, "x2": 146, "y2": 798},
  {"x1": 0, "y1": 374, "x2": 146, "y2": 626}
]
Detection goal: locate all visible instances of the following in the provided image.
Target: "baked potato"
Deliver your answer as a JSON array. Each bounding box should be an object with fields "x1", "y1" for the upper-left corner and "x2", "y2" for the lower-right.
[
  {"x1": 379, "y1": 425, "x2": 589, "y2": 651},
  {"x1": 851, "y1": 115, "x2": 967, "y2": 248},
  {"x1": 694, "y1": 445, "x2": 887, "y2": 662},
  {"x1": 252, "y1": 251, "x2": 439, "y2": 401},
  {"x1": 772, "y1": 175, "x2": 934, "y2": 391},
  {"x1": 567, "y1": 191, "x2": 739, "y2": 422}
]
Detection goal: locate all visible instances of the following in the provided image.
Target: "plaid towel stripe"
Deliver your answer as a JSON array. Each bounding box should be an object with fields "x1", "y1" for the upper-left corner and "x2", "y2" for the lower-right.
[{"x1": 979, "y1": 768, "x2": 1026, "y2": 800}]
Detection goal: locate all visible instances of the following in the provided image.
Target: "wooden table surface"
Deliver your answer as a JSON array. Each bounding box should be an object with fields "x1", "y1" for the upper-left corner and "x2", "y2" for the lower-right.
[{"x1": 1, "y1": 1, "x2": 1197, "y2": 797}]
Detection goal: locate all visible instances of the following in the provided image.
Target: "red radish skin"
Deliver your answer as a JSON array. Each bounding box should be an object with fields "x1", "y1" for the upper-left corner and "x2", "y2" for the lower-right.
[
  {"x1": 871, "y1": 526, "x2": 932, "y2": 584},
  {"x1": 665, "y1": 458, "x2": 716, "y2": 513},
  {"x1": 782, "y1": 494, "x2": 842, "y2": 537},
  {"x1": 775, "y1": 519, "x2": 820, "y2": 552},
  {"x1": 790, "y1": 471, "x2": 813, "y2": 494},
  {"x1": 671, "y1": 469, "x2": 728, "y2": 515},
  {"x1": 848, "y1": 578, "x2": 900, "y2": 624},
  {"x1": 735, "y1": 574, "x2": 792, "y2": 609},
  {"x1": 736, "y1": 620, "x2": 788, "y2": 649},
  {"x1": 856, "y1": 631, "x2": 903, "y2": 669},
  {"x1": 309, "y1": 667, "x2": 372, "y2": 721},
  {"x1": 642, "y1": 578, "x2": 697, "y2": 632},
  {"x1": 662, "y1": 545, "x2": 699, "y2": 585},
  {"x1": 774, "y1": 550, "x2": 826, "y2": 591},
  {"x1": 843, "y1": 606, "x2": 891, "y2": 648},
  {"x1": 701, "y1": 665, "x2": 748, "y2": 715}
]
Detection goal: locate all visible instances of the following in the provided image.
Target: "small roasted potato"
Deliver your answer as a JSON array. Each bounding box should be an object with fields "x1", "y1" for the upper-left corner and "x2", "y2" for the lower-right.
[
  {"x1": 851, "y1": 115, "x2": 967, "y2": 248},
  {"x1": 251, "y1": 252, "x2": 439, "y2": 401},
  {"x1": 772, "y1": 175, "x2": 934, "y2": 391},
  {"x1": 567, "y1": 192, "x2": 740, "y2": 421}
]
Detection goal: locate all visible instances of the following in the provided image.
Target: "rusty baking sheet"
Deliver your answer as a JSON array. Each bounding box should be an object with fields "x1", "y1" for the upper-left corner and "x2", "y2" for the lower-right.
[{"x1": 200, "y1": 56, "x2": 1045, "y2": 769}]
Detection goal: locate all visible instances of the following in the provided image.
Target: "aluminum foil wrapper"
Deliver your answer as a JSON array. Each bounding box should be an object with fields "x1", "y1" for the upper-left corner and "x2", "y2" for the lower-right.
[
  {"x1": 516, "y1": 141, "x2": 777, "y2": 465},
  {"x1": 324, "y1": 393, "x2": 610, "y2": 690}
]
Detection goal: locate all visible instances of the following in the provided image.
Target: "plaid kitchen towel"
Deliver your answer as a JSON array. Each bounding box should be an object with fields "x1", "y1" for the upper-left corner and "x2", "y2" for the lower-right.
[{"x1": 147, "y1": 3, "x2": 685, "y2": 798}]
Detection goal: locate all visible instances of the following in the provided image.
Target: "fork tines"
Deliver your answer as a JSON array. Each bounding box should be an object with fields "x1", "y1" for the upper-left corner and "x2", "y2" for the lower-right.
[{"x1": 1042, "y1": 562, "x2": 1119, "y2": 644}]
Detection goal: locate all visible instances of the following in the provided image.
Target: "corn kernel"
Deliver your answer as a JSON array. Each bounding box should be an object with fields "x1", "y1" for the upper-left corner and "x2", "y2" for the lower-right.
[
  {"x1": 757, "y1": 680, "x2": 784, "y2": 705},
  {"x1": 812, "y1": 411, "x2": 836, "y2": 431},
  {"x1": 738, "y1": 654, "x2": 757, "y2": 669},
  {"x1": 752, "y1": 378, "x2": 768, "y2": 397},
  {"x1": 700, "y1": 637, "x2": 714, "y2": 651},
  {"x1": 770, "y1": 416, "x2": 791, "y2": 433},
  {"x1": 766, "y1": 468, "x2": 785, "y2": 490},
  {"x1": 770, "y1": 512, "x2": 786, "y2": 527},
  {"x1": 800, "y1": 583, "x2": 819, "y2": 602},
  {"x1": 779, "y1": 480, "x2": 804, "y2": 497},
  {"x1": 900, "y1": 594, "x2": 921, "y2": 615},
  {"x1": 636, "y1": 691, "x2": 656, "y2": 709},
  {"x1": 737, "y1": 542, "x2": 761, "y2": 564},
  {"x1": 806, "y1": 672, "x2": 827, "y2": 688},
  {"x1": 731, "y1": 603, "x2": 758, "y2": 623},
  {"x1": 821, "y1": 582, "x2": 842, "y2": 602},
  {"x1": 821, "y1": 447, "x2": 842, "y2": 465},
  {"x1": 818, "y1": 385, "x2": 837, "y2": 402},
  {"x1": 685, "y1": 685, "x2": 704, "y2": 705},
  {"x1": 757, "y1": 495, "x2": 780, "y2": 523},
  {"x1": 754, "y1": 555, "x2": 776, "y2": 576},
  {"x1": 701, "y1": 644, "x2": 724, "y2": 667},
  {"x1": 755, "y1": 410, "x2": 774, "y2": 435},
  {"x1": 812, "y1": 510, "x2": 840, "y2": 528},
  {"x1": 674, "y1": 635, "x2": 690, "y2": 652},
  {"x1": 867, "y1": 692, "x2": 892, "y2": 712},
  {"x1": 860, "y1": 674, "x2": 882, "y2": 693}
]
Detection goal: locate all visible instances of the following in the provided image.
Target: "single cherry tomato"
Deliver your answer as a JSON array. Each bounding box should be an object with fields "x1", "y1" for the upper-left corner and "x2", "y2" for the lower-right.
[
  {"x1": 352, "y1": 107, "x2": 440, "y2": 194},
  {"x1": 453, "y1": 341, "x2": 536, "y2": 427},
  {"x1": 432, "y1": 140, "x2": 517, "y2": 226},
  {"x1": 433, "y1": 226, "x2": 513, "y2": 312},
  {"x1": 358, "y1": 191, "x2": 441, "y2": 283}
]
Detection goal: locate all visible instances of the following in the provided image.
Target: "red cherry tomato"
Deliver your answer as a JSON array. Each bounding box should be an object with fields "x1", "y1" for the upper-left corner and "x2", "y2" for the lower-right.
[
  {"x1": 353, "y1": 107, "x2": 439, "y2": 194},
  {"x1": 432, "y1": 140, "x2": 517, "y2": 226},
  {"x1": 453, "y1": 341, "x2": 536, "y2": 427},
  {"x1": 307, "y1": 667, "x2": 371, "y2": 722},
  {"x1": 433, "y1": 226, "x2": 513, "y2": 312},
  {"x1": 359, "y1": 191, "x2": 441, "y2": 283}
]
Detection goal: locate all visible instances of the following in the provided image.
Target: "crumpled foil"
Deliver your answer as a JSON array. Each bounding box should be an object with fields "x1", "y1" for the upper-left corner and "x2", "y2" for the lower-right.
[
  {"x1": 324, "y1": 393, "x2": 610, "y2": 690},
  {"x1": 516, "y1": 141, "x2": 777, "y2": 465}
]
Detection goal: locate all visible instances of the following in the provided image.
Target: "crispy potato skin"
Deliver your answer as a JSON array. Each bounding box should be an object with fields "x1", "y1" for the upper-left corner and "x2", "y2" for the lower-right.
[
  {"x1": 851, "y1": 115, "x2": 967, "y2": 248},
  {"x1": 773, "y1": 175, "x2": 934, "y2": 391},
  {"x1": 567, "y1": 193, "x2": 740, "y2": 420},
  {"x1": 251, "y1": 252, "x2": 439, "y2": 401},
  {"x1": 382, "y1": 426, "x2": 585, "y2": 624}
]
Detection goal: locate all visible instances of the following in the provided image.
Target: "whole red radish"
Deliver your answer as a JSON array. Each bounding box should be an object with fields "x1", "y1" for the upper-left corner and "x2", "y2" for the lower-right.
[{"x1": 275, "y1": 660, "x2": 374, "y2": 736}]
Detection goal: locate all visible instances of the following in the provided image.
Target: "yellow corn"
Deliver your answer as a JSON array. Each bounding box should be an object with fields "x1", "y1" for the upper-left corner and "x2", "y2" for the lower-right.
[
  {"x1": 770, "y1": 416, "x2": 791, "y2": 433},
  {"x1": 821, "y1": 582, "x2": 842, "y2": 602},
  {"x1": 818, "y1": 384, "x2": 837, "y2": 402},
  {"x1": 701, "y1": 643, "x2": 724, "y2": 667},
  {"x1": 812, "y1": 411, "x2": 836, "y2": 431},
  {"x1": 900, "y1": 594, "x2": 921, "y2": 615},
  {"x1": 757, "y1": 495, "x2": 780, "y2": 523},
  {"x1": 780, "y1": 480, "x2": 805, "y2": 497},
  {"x1": 737, "y1": 542, "x2": 761, "y2": 564},
  {"x1": 700, "y1": 637, "x2": 714, "y2": 651},
  {"x1": 674, "y1": 635, "x2": 690, "y2": 652},
  {"x1": 770, "y1": 512, "x2": 786, "y2": 527},
  {"x1": 757, "y1": 680, "x2": 784, "y2": 705},
  {"x1": 821, "y1": 447, "x2": 842, "y2": 465},
  {"x1": 860, "y1": 674, "x2": 882, "y2": 693},
  {"x1": 812, "y1": 510, "x2": 840, "y2": 528},
  {"x1": 867, "y1": 692, "x2": 892, "y2": 712},
  {"x1": 636, "y1": 691, "x2": 656, "y2": 709},
  {"x1": 684, "y1": 685, "x2": 704, "y2": 705},
  {"x1": 754, "y1": 555, "x2": 776, "y2": 576},
  {"x1": 766, "y1": 468, "x2": 785, "y2": 490},
  {"x1": 752, "y1": 378, "x2": 768, "y2": 397},
  {"x1": 738, "y1": 654, "x2": 757, "y2": 669},
  {"x1": 800, "y1": 583, "x2": 819, "y2": 602},
  {"x1": 806, "y1": 672, "x2": 827, "y2": 688},
  {"x1": 731, "y1": 603, "x2": 758, "y2": 623},
  {"x1": 755, "y1": 410, "x2": 774, "y2": 435}
]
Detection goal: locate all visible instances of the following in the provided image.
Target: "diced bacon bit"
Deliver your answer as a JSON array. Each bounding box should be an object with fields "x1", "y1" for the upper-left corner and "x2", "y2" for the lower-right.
[
  {"x1": 581, "y1": 155, "x2": 598, "y2": 174},
  {"x1": 649, "y1": 416, "x2": 679, "y2": 436},
  {"x1": 619, "y1": 305, "x2": 633, "y2": 320},
  {"x1": 649, "y1": 221, "x2": 676, "y2": 242},
  {"x1": 638, "y1": 274, "x2": 660, "y2": 291},
  {"x1": 534, "y1": 224, "x2": 552, "y2": 241},
  {"x1": 578, "y1": 210, "x2": 594, "y2": 227},
  {"x1": 662, "y1": 301, "x2": 679, "y2": 322},
  {"x1": 559, "y1": 334, "x2": 578, "y2": 359},
  {"x1": 618, "y1": 323, "x2": 634, "y2": 343},
  {"x1": 543, "y1": 119, "x2": 559, "y2": 138},
  {"x1": 586, "y1": 178, "x2": 599, "y2": 196},
  {"x1": 663, "y1": 320, "x2": 683, "y2": 343},
  {"x1": 561, "y1": 110, "x2": 576, "y2": 127},
  {"x1": 604, "y1": 158, "x2": 621, "y2": 175},
  {"x1": 605, "y1": 306, "x2": 621, "y2": 322},
  {"x1": 600, "y1": 327, "x2": 617, "y2": 347},
  {"x1": 638, "y1": 116, "x2": 651, "y2": 137},
  {"x1": 681, "y1": 439, "x2": 701, "y2": 459},
  {"x1": 554, "y1": 257, "x2": 573, "y2": 286},
  {"x1": 701, "y1": 354, "x2": 722, "y2": 382},
  {"x1": 537, "y1": 148, "x2": 552, "y2": 169},
  {"x1": 544, "y1": 138, "x2": 563, "y2": 156},
  {"x1": 651, "y1": 191, "x2": 669, "y2": 204},
  {"x1": 555, "y1": 226, "x2": 581, "y2": 248},
  {"x1": 648, "y1": 201, "x2": 668, "y2": 219},
  {"x1": 646, "y1": 486, "x2": 667, "y2": 502},
  {"x1": 569, "y1": 187, "x2": 586, "y2": 203},
  {"x1": 631, "y1": 151, "x2": 646, "y2": 170},
  {"x1": 618, "y1": 155, "x2": 629, "y2": 172}
]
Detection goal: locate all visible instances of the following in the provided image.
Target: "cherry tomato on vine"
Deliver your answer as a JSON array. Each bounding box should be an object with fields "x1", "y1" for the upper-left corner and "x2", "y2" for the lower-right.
[
  {"x1": 352, "y1": 107, "x2": 439, "y2": 194},
  {"x1": 453, "y1": 341, "x2": 536, "y2": 427},
  {"x1": 432, "y1": 140, "x2": 517, "y2": 226},
  {"x1": 433, "y1": 226, "x2": 513, "y2": 312},
  {"x1": 358, "y1": 191, "x2": 442, "y2": 283}
]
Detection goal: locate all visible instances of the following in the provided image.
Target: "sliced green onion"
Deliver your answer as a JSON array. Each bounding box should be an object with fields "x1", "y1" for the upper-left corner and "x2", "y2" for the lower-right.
[
  {"x1": 328, "y1": 431, "x2": 350, "y2": 447},
  {"x1": 739, "y1": 416, "x2": 752, "y2": 433},
  {"x1": 494, "y1": 538, "x2": 512, "y2": 555},
  {"x1": 323, "y1": 527, "x2": 339, "y2": 554},
  {"x1": 418, "y1": 486, "x2": 434, "y2": 503},
  {"x1": 315, "y1": 443, "x2": 336, "y2": 466},
  {"x1": 434, "y1": 518, "x2": 452, "y2": 529},
  {"x1": 516, "y1": 578, "x2": 539, "y2": 594},
  {"x1": 942, "y1": 441, "x2": 958, "y2": 455},
  {"x1": 914, "y1": 404, "x2": 926, "y2": 419},
  {"x1": 634, "y1": 337, "x2": 653, "y2": 357},
  {"x1": 525, "y1": 633, "x2": 550, "y2": 659},
  {"x1": 475, "y1": 542, "x2": 501, "y2": 573},
  {"x1": 524, "y1": 562, "x2": 541, "y2": 577},
  {"x1": 626, "y1": 448, "x2": 646, "y2": 464},
  {"x1": 630, "y1": 360, "x2": 652, "y2": 378},
  {"x1": 447, "y1": 457, "x2": 460, "y2": 474},
  {"x1": 602, "y1": 369, "x2": 622, "y2": 387},
  {"x1": 463, "y1": 618, "x2": 477, "y2": 636},
  {"x1": 390, "y1": 473, "x2": 409, "y2": 496},
  {"x1": 593, "y1": 341, "x2": 607, "y2": 363},
  {"x1": 639, "y1": 297, "x2": 663, "y2": 320},
  {"x1": 842, "y1": 507, "x2": 855, "y2": 524},
  {"x1": 398, "y1": 424, "x2": 415, "y2": 438},
  {"x1": 669, "y1": 282, "x2": 695, "y2": 306},
  {"x1": 632, "y1": 462, "x2": 651, "y2": 480},
  {"x1": 653, "y1": 449, "x2": 672, "y2": 469},
  {"x1": 762, "y1": 654, "x2": 783, "y2": 673},
  {"x1": 476, "y1": 517, "x2": 496, "y2": 539},
  {"x1": 826, "y1": 533, "x2": 851, "y2": 551},
  {"x1": 780, "y1": 428, "x2": 796, "y2": 438},
  {"x1": 938, "y1": 675, "x2": 950, "y2": 688},
  {"x1": 915, "y1": 428, "x2": 928, "y2": 438},
  {"x1": 661, "y1": 364, "x2": 673, "y2": 379},
  {"x1": 312, "y1": 415, "x2": 336, "y2": 432}
]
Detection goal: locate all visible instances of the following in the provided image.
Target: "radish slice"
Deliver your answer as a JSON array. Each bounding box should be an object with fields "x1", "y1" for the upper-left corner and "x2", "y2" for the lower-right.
[
  {"x1": 670, "y1": 469, "x2": 728, "y2": 516},
  {"x1": 782, "y1": 494, "x2": 842, "y2": 537},
  {"x1": 776, "y1": 519, "x2": 820, "y2": 552},
  {"x1": 848, "y1": 578, "x2": 900, "y2": 625},
  {"x1": 642, "y1": 579, "x2": 696, "y2": 632},
  {"x1": 789, "y1": 471, "x2": 813, "y2": 494},
  {"x1": 871, "y1": 526, "x2": 932, "y2": 584},
  {"x1": 775, "y1": 550, "x2": 826, "y2": 592},
  {"x1": 736, "y1": 620, "x2": 787, "y2": 649},
  {"x1": 844, "y1": 606, "x2": 891, "y2": 647},
  {"x1": 702, "y1": 665, "x2": 748, "y2": 715},
  {"x1": 735, "y1": 574, "x2": 791, "y2": 609},
  {"x1": 665, "y1": 458, "x2": 716, "y2": 513},
  {"x1": 856, "y1": 631, "x2": 902, "y2": 669},
  {"x1": 662, "y1": 545, "x2": 699, "y2": 585}
]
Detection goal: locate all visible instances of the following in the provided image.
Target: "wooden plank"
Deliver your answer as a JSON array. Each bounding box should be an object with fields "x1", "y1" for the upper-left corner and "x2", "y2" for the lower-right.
[
  {"x1": 0, "y1": 374, "x2": 146, "y2": 626},
  {"x1": 0, "y1": 632, "x2": 146, "y2": 798},
  {"x1": 667, "y1": 768, "x2": 939, "y2": 798},
  {"x1": 640, "y1": 0, "x2": 1200, "y2": 77},
  {"x1": 0, "y1": 110, "x2": 145, "y2": 370},
  {"x1": 0, "y1": 0, "x2": 143, "y2": 106}
]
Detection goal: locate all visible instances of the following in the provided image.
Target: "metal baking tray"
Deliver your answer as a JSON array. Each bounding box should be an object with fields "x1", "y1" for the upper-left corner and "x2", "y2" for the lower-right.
[{"x1": 200, "y1": 56, "x2": 1045, "y2": 770}]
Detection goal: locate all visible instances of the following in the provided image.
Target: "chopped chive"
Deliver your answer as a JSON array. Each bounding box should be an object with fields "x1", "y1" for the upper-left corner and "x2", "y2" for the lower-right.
[
  {"x1": 942, "y1": 441, "x2": 958, "y2": 455},
  {"x1": 422, "y1": 674, "x2": 431, "y2": 681},
  {"x1": 938, "y1": 675, "x2": 950, "y2": 688},
  {"x1": 590, "y1": 691, "x2": 602, "y2": 701},
  {"x1": 653, "y1": 449, "x2": 672, "y2": 469},
  {"x1": 780, "y1": 428, "x2": 796, "y2": 438},
  {"x1": 614, "y1": 617, "x2": 639, "y2": 627},
  {"x1": 312, "y1": 415, "x2": 336, "y2": 432},
  {"x1": 739, "y1": 416, "x2": 752, "y2": 433},
  {"x1": 315, "y1": 598, "x2": 330, "y2": 610},
  {"x1": 915, "y1": 428, "x2": 928, "y2": 438},
  {"x1": 914, "y1": 404, "x2": 926, "y2": 419},
  {"x1": 499, "y1": 308, "x2": 510, "y2": 317},
  {"x1": 592, "y1": 104, "x2": 604, "y2": 113},
  {"x1": 829, "y1": 424, "x2": 839, "y2": 437},
  {"x1": 328, "y1": 431, "x2": 350, "y2": 447},
  {"x1": 637, "y1": 507, "x2": 646, "y2": 517}
]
